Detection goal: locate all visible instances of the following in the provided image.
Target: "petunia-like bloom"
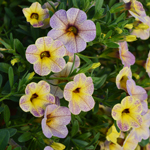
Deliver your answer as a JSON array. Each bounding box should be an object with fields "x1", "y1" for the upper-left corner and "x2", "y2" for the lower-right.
[
  {"x1": 106, "y1": 124, "x2": 121, "y2": 144},
  {"x1": 49, "y1": 62, "x2": 75, "y2": 99},
  {"x1": 145, "y1": 51, "x2": 150, "y2": 77},
  {"x1": 124, "y1": 0, "x2": 146, "y2": 22},
  {"x1": 47, "y1": 8, "x2": 96, "y2": 53},
  {"x1": 131, "y1": 16, "x2": 150, "y2": 40},
  {"x1": 122, "y1": 131, "x2": 139, "y2": 150},
  {"x1": 26, "y1": 36, "x2": 66, "y2": 76},
  {"x1": 126, "y1": 79, "x2": 148, "y2": 115},
  {"x1": 130, "y1": 110, "x2": 150, "y2": 142},
  {"x1": 22, "y1": 2, "x2": 49, "y2": 28},
  {"x1": 112, "y1": 96, "x2": 143, "y2": 131},
  {"x1": 42, "y1": 104, "x2": 71, "y2": 138},
  {"x1": 118, "y1": 41, "x2": 135, "y2": 67},
  {"x1": 116, "y1": 67, "x2": 132, "y2": 91},
  {"x1": 64, "y1": 73, "x2": 95, "y2": 115},
  {"x1": 19, "y1": 81, "x2": 55, "y2": 117}
]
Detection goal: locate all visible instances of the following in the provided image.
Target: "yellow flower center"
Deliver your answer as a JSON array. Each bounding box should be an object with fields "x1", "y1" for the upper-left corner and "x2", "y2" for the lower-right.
[
  {"x1": 122, "y1": 108, "x2": 130, "y2": 114},
  {"x1": 40, "y1": 51, "x2": 50, "y2": 59},
  {"x1": 73, "y1": 87, "x2": 81, "y2": 93},
  {"x1": 67, "y1": 26, "x2": 78, "y2": 35},
  {"x1": 120, "y1": 75, "x2": 128, "y2": 89},
  {"x1": 30, "y1": 93, "x2": 38, "y2": 102},
  {"x1": 30, "y1": 13, "x2": 39, "y2": 20},
  {"x1": 46, "y1": 114, "x2": 52, "y2": 125}
]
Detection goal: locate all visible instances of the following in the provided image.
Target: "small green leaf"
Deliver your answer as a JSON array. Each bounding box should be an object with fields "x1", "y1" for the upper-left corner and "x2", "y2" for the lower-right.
[
  {"x1": 139, "y1": 138, "x2": 149, "y2": 147},
  {"x1": 18, "y1": 132, "x2": 32, "y2": 142},
  {"x1": 58, "y1": 2, "x2": 66, "y2": 10},
  {"x1": 77, "y1": 54, "x2": 92, "y2": 64},
  {"x1": 0, "y1": 40, "x2": 11, "y2": 49},
  {"x1": 114, "y1": 120, "x2": 120, "y2": 133},
  {"x1": 0, "y1": 74, "x2": 2, "y2": 88},
  {"x1": 4, "y1": 105, "x2": 10, "y2": 127},
  {"x1": 78, "y1": 64, "x2": 92, "y2": 73},
  {"x1": 93, "y1": 75, "x2": 107, "y2": 89},
  {"x1": 71, "y1": 120, "x2": 79, "y2": 137},
  {"x1": 106, "y1": 42, "x2": 119, "y2": 48},
  {"x1": 96, "y1": 22, "x2": 101, "y2": 38},
  {"x1": 7, "y1": 128, "x2": 17, "y2": 137},
  {"x1": 14, "y1": 39, "x2": 25, "y2": 57},
  {"x1": 13, "y1": 147, "x2": 21, "y2": 150},
  {"x1": 116, "y1": 12, "x2": 125, "y2": 23},
  {"x1": 7, "y1": 145, "x2": 12, "y2": 150},
  {"x1": 72, "y1": 0, "x2": 78, "y2": 8},
  {"x1": 0, "y1": 63, "x2": 11, "y2": 73},
  {"x1": 8, "y1": 67, "x2": 14, "y2": 88},
  {"x1": 104, "y1": 30, "x2": 112, "y2": 40},
  {"x1": 77, "y1": 132, "x2": 91, "y2": 140},
  {"x1": 0, "y1": 130, "x2": 10, "y2": 150},
  {"x1": 95, "y1": 0, "x2": 103, "y2": 13},
  {"x1": 0, "y1": 107, "x2": 4, "y2": 113},
  {"x1": 110, "y1": 2, "x2": 124, "y2": 13}
]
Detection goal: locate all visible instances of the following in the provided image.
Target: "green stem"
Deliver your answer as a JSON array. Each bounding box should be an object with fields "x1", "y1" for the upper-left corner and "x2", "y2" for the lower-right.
[
  {"x1": 77, "y1": 53, "x2": 103, "y2": 59},
  {"x1": 34, "y1": 76, "x2": 72, "y2": 81},
  {"x1": 0, "y1": 92, "x2": 12, "y2": 101},
  {"x1": 7, "y1": 123, "x2": 29, "y2": 128}
]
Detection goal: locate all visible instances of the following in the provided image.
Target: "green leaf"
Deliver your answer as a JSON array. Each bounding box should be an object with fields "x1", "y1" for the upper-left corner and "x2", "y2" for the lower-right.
[
  {"x1": 139, "y1": 138, "x2": 149, "y2": 147},
  {"x1": 94, "y1": 101, "x2": 99, "y2": 114},
  {"x1": 77, "y1": 54, "x2": 92, "y2": 64},
  {"x1": 114, "y1": 120, "x2": 120, "y2": 133},
  {"x1": 77, "y1": 132, "x2": 91, "y2": 140},
  {"x1": 58, "y1": 2, "x2": 66, "y2": 10},
  {"x1": 0, "y1": 40, "x2": 11, "y2": 49},
  {"x1": 78, "y1": 64, "x2": 92, "y2": 73},
  {"x1": 14, "y1": 39, "x2": 25, "y2": 57},
  {"x1": 110, "y1": 2, "x2": 124, "y2": 13},
  {"x1": 0, "y1": 130, "x2": 10, "y2": 150},
  {"x1": 0, "y1": 107, "x2": 4, "y2": 113},
  {"x1": 96, "y1": 22, "x2": 101, "y2": 38},
  {"x1": 6, "y1": 145, "x2": 12, "y2": 150},
  {"x1": 71, "y1": 120, "x2": 79, "y2": 137},
  {"x1": 4, "y1": 105, "x2": 10, "y2": 127},
  {"x1": 109, "y1": 0, "x2": 116, "y2": 7},
  {"x1": 0, "y1": 74, "x2": 2, "y2": 88},
  {"x1": 8, "y1": 67, "x2": 14, "y2": 88},
  {"x1": 95, "y1": 0, "x2": 103, "y2": 13},
  {"x1": 18, "y1": 132, "x2": 32, "y2": 142},
  {"x1": 72, "y1": 0, "x2": 78, "y2": 8},
  {"x1": 7, "y1": 128, "x2": 17, "y2": 137},
  {"x1": 0, "y1": 63, "x2": 11, "y2": 73},
  {"x1": 93, "y1": 75, "x2": 107, "y2": 89},
  {"x1": 116, "y1": 12, "x2": 125, "y2": 23},
  {"x1": 106, "y1": 42, "x2": 119, "y2": 48},
  {"x1": 13, "y1": 147, "x2": 22, "y2": 150},
  {"x1": 104, "y1": 30, "x2": 112, "y2": 40}
]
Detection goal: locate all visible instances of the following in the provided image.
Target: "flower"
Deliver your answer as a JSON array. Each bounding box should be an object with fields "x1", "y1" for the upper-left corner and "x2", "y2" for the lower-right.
[
  {"x1": 112, "y1": 96, "x2": 143, "y2": 131},
  {"x1": 124, "y1": 0, "x2": 146, "y2": 22},
  {"x1": 131, "y1": 16, "x2": 150, "y2": 40},
  {"x1": 126, "y1": 79, "x2": 148, "y2": 115},
  {"x1": 19, "y1": 81, "x2": 55, "y2": 117},
  {"x1": 145, "y1": 51, "x2": 150, "y2": 77},
  {"x1": 64, "y1": 73, "x2": 95, "y2": 115},
  {"x1": 42, "y1": 104, "x2": 71, "y2": 138},
  {"x1": 49, "y1": 62, "x2": 74, "y2": 98},
  {"x1": 130, "y1": 110, "x2": 150, "y2": 142},
  {"x1": 22, "y1": 2, "x2": 49, "y2": 28},
  {"x1": 106, "y1": 124, "x2": 121, "y2": 144},
  {"x1": 26, "y1": 36, "x2": 66, "y2": 76},
  {"x1": 118, "y1": 41, "x2": 135, "y2": 67},
  {"x1": 47, "y1": 8, "x2": 96, "y2": 53},
  {"x1": 116, "y1": 67, "x2": 132, "y2": 90}
]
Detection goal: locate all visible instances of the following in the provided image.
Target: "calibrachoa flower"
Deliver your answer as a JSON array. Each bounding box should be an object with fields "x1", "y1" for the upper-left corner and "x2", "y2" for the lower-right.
[
  {"x1": 112, "y1": 96, "x2": 143, "y2": 131},
  {"x1": 47, "y1": 8, "x2": 96, "y2": 53},
  {"x1": 130, "y1": 110, "x2": 150, "y2": 142},
  {"x1": 123, "y1": 0, "x2": 146, "y2": 22},
  {"x1": 145, "y1": 51, "x2": 150, "y2": 77},
  {"x1": 118, "y1": 41, "x2": 135, "y2": 67},
  {"x1": 131, "y1": 17, "x2": 150, "y2": 40},
  {"x1": 22, "y1": 2, "x2": 49, "y2": 28},
  {"x1": 64, "y1": 73, "x2": 95, "y2": 115},
  {"x1": 26, "y1": 36, "x2": 66, "y2": 76},
  {"x1": 42, "y1": 104, "x2": 71, "y2": 138},
  {"x1": 127, "y1": 79, "x2": 148, "y2": 115},
  {"x1": 49, "y1": 62, "x2": 74, "y2": 98},
  {"x1": 116, "y1": 67, "x2": 132, "y2": 90},
  {"x1": 19, "y1": 81, "x2": 55, "y2": 117}
]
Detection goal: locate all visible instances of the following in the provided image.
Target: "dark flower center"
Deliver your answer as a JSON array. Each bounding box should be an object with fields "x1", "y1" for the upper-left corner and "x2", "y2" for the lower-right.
[
  {"x1": 73, "y1": 87, "x2": 81, "y2": 93},
  {"x1": 46, "y1": 114, "x2": 51, "y2": 124},
  {"x1": 125, "y1": 2, "x2": 131, "y2": 10},
  {"x1": 67, "y1": 26, "x2": 78, "y2": 35},
  {"x1": 40, "y1": 51, "x2": 50, "y2": 59},
  {"x1": 122, "y1": 108, "x2": 130, "y2": 114},
  {"x1": 30, "y1": 13, "x2": 39, "y2": 20},
  {"x1": 30, "y1": 93, "x2": 38, "y2": 102}
]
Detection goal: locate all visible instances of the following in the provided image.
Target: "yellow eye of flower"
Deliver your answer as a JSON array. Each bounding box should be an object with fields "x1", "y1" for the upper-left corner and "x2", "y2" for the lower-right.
[
  {"x1": 40, "y1": 51, "x2": 50, "y2": 59},
  {"x1": 67, "y1": 26, "x2": 78, "y2": 35},
  {"x1": 30, "y1": 13, "x2": 39, "y2": 20},
  {"x1": 46, "y1": 114, "x2": 52, "y2": 124},
  {"x1": 30, "y1": 93, "x2": 38, "y2": 102},
  {"x1": 73, "y1": 87, "x2": 81, "y2": 93}
]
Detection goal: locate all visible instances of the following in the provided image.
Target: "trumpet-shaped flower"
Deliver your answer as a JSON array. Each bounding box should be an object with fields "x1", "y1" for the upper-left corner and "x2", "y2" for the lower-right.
[
  {"x1": 26, "y1": 36, "x2": 66, "y2": 76},
  {"x1": 122, "y1": 132, "x2": 139, "y2": 150},
  {"x1": 106, "y1": 124, "x2": 121, "y2": 144},
  {"x1": 49, "y1": 62, "x2": 75, "y2": 98},
  {"x1": 146, "y1": 51, "x2": 150, "y2": 77},
  {"x1": 64, "y1": 73, "x2": 95, "y2": 115},
  {"x1": 19, "y1": 81, "x2": 55, "y2": 117},
  {"x1": 23, "y1": 2, "x2": 49, "y2": 28},
  {"x1": 116, "y1": 67, "x2": 132, "y2": 90},
  {"x1": 47, "y1": 8, "x2": 96, "y2": 53},
  {"x1": 130, "y1": 110, "x2": 150, "y2": 142},
  {"x1": 127, "y1": 79, "x2": 148, "y2": 115},
  {"x1": 42, "y1": 104, "x2": 71, "y2": 138},
  {"x1": 124, "y1": 0, "x2": 146, "y2": 22},
  {"x1": 112, "y1": 96, "x2": 143, "y2": 131},
  {"x1": 131, "y1": 16, "x2": 150, "y2": 40},
  {"x1": 118, "y1": 41, "x2": 135, "y2": 67}
]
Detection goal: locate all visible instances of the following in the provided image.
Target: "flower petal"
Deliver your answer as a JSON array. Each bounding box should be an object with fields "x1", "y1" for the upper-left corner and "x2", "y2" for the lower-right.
[
  {"x1": 50, "y1": 85, "x2": 63, "y2": 99},
  {"x1": 117, "y1": 117, "x2": 130, "y2": 131},
  {"x1": 69, "y1": 99, "x2": 81, "y2": 115},
  {"x1": 112, "y1": 104, "x2": 122, "y2": 120},
  {"x1": 37, "y1": 80, "x2": 50, "y2": 94},
  {"x1": 19, "y1": 95, "x2": 31, "y2": 112},
  {"x1": 25, "y1": 82, "x2": 37, "y2": 95}
]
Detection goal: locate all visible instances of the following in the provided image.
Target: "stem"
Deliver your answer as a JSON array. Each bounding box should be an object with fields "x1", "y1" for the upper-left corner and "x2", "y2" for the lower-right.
[
  {"x1": 0, "y1": 92, "x2": 12, "y2": 101},
  {"x1": 7, "y1": 123, "x2": 29, "y2": 128},
  {"x1": 34, "y1": 76, "x2": 72, "y2": 81}
]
